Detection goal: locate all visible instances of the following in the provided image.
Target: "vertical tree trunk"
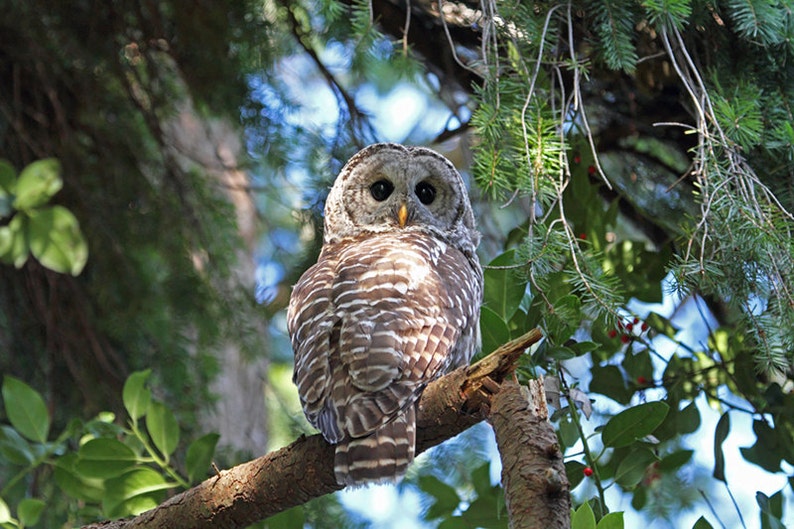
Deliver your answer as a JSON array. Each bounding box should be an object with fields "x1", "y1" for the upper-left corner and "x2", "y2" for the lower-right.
[{"x1": 490, "y1": 378, "x2": 570, "y2": 529}]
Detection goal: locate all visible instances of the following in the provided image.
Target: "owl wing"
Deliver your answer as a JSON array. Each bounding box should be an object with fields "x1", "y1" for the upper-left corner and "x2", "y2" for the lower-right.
[{"x1": 289, "y1": 234, "x2": 481, "y2": 445}]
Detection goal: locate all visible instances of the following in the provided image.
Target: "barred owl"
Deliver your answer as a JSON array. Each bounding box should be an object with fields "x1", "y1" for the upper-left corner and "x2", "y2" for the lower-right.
[{"x1": 287, "y1": 143, "x2": 483, "y2": 486}]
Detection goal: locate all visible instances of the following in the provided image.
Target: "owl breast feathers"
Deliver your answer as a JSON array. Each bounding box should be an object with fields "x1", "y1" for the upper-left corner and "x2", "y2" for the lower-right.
[{"x1": 287, "y1": 143, "x2": 483, "y2": 486}]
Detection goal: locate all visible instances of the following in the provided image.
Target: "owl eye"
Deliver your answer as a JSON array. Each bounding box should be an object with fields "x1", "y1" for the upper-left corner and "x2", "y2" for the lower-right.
[
  {"x1": 415, "y1": 181, "x2": 436, "y2": 205},
  {"x1": 370, "y1": 179, "x2": 394, "y2": 202}
]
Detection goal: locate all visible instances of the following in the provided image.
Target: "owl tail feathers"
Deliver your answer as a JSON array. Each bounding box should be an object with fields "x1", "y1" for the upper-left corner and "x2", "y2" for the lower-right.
[{"x1": 334, "y1": 406, "x2": 417, "y2": 487}]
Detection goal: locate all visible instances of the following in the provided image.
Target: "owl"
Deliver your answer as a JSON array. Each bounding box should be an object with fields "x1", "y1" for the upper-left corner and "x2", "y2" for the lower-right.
[{"x1": 287, "y1": 143, "x2": 483, "y2": 486}]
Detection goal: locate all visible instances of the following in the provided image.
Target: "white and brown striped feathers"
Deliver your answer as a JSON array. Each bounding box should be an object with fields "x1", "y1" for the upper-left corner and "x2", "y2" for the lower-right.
[{"x1": 287, "y1": 143, "x2": 483, "y2": 486}]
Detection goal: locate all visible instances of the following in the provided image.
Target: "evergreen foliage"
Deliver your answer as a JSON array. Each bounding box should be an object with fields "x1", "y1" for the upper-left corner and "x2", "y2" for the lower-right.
[{"x1": 1, "y1": 0, "x2": 794, "y2": 528}]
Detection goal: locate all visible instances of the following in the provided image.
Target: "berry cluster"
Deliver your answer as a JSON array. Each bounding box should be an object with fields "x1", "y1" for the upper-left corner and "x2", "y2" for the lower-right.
[{"x1": 607, "y1": 317, "x2": 649, "y2": 344}]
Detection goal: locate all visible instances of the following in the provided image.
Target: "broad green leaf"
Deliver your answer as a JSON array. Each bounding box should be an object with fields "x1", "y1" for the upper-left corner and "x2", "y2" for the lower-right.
[
  {"x1": 571, "y1": 501, "x2": 596, "y2": 529},
  {"x1": 27, "y1": 205, "x2": 88, "y2": 275},
  {"x1": 757, "y1": 490, "x2": 786, "y2": 529},
  {"x1": 677, "y1": 401, "x2": 701, "y2": 434},
  {"x1": 471, "y1": 462, "x2": 493, "y2": 498},
  {"x1": 565, "y1": 460, "x2": 587, "y2": 490},
  {"x1": 0, "y1": 160, "x2": 16, "y2": 194},
  {"x1": 596, "y1": 512, "x2": 624, "y2": 529},
  {"x1": 76, "y1": 438, "x2": 139, "y2": 478},
  {"x1": 0, "y1": 214, "x2": 29, "y2": 268},
  {"x1": 644, "y1": 311, "x2": 678, "y2": 338},
  {"x1": 104, "y1": 467, "x2": 173, "y2": 517},
  {"x1": 13, "y1": 158, "x2": 62, "y2": 210},
  {"x1": 0, "y1": 160, "x2": 15, "y2": 218},
  {"x1": 186, "y1": 433, "x2": 220, "y2": 484},
  {"x1": 713, "y1": 412, "x2": 730, "y2": 482},
  {"x1": 480, "y1": 306, "x2": 510, "y2": 356},
  {"x1": 658, "y1": 449, "x2": 694, "y2": 472},
  {"x1": 461, "y1": 494, "x2": 508, "y2": 529},
  {"x1": 53, "y1": 453, "x2": 104, "y2": 502},
  {"x1": 0, "y1": 497, "x2": 10, "y2": 524},
  {"x1": 419, "y1": 475, "x2": 460, "y2": 520},
  {"x1": 602, "y1": 402, "x2": 669, "y2": 448},
  {"x1": 263, "y1": 505, "x2": 305, "y2": 529},
  {"x1": 692, "y1": 516, "x2": 714, "y2": 529},
  {"x1": 740, "y1": 420, "x2": 784, "y2": 473},
  {"x1": 483, "y1": 250, "x2": 527, "y2": 321},
  {"x1": 17, "y1": 498, "x2": 45, "y2": 527},
  {"x1": 589, "y1": 364, "x2": 632, "y2": 405},
  {"x1": 2, "y1": 376, "x2": 50, "y2": 443},
  {"x1": 122, "y1": 369, "x2": 152, "y2": 421},
  {"x1": 0, "y1": 425, "x2": 35, "y2": 465},
  {"x1": 614, "y1": 448, "x2": 657, "y2": 488},
  {"x1": 146, "y1": 400, "x2": 179, "y2": 460}
]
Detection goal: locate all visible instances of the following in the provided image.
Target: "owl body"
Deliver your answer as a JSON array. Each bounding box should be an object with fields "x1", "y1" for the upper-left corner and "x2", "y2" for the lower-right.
[{"x1": 288, "y1": 143, "x2": 483, "y2": 486}]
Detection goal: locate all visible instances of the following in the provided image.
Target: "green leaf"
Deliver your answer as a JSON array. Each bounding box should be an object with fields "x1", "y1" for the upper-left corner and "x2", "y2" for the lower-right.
[
  {"x1": 104, "y1": 467, "x2": 173, "y2": 517},
  {"x1": 0, "y1": 498, "x2": 11, "y2": 524},
  {"x1": 692, "y1": 516, "x2": 714, "y2": 529},
  {"x1": 419, "y1": 475, "x2": 460, "y2": 520},
  {"x1": 740, "y1": 419, "x2": 784, "y2": 473},
  {"x1": 76, "y1": 438, "x2": 139, "y2": 478},
  {"x1": 186, "y1": 433, "x2": 220, "y2": 484},
  {"x1": 713, "y1": 412, "x2": 730, "y2": 482},
  {"x1": 571, "y1": 501, "x2": 596, "y2": 529},
  {"x1": 658, "y1": 449, "x2": 694, "y2": 472},
  {"x1": 122, "y1": 370, "x2": 152, "y2": 421},
  {"x1": 0, "y1": 160, "x2": 16, "y2": 218},
  {"x1": 53, "y1": 453, "x2": 105, "y2": 502},
  {"x1": 596, "y1": 512, "x2": 624, "y2": 529},
  {"x1": 0, "y1": 425, "x2": 35, "y2": 465},
  {"x1": 614, "y1": 447, "x2": 657, "y2": 488},
  {"x1": 17, "y1": 498, "x2": 45, "y2": 527},
  {"x1": 484, "y1": 250, "x2": 527, "y2": 321},
  {"x1": 757, "y1": 490, "x2": 785, "y2": 529},
  {"x1": 566, "y1": 460, "x2": 587, "y2": 490},
  {"x1": 480, "y1": 306, "x2": 510, "y2": 356},
  {"x1": 644, "y1": 311, "x2": 678, "y2": 338},
  {"x1": 589, "y1": 364, "x2": 632, "y2": 405},
  {"x1": 146, "y1": 400, "x2": 179, "y2": 460},
  {"x1": 0, "y1": 160, "x2": 16, "y2": 194},
  {"x1": 2, "y1": 376, "x2": 50, "y2": 443},
  {"x1": 13, "y1": 158, "x2": 62, "y2": 210},
  {"x1": 264, "y1": 506, "x2": 305, "y2": 529},
  {"x1": 602, "y1": 401, "x2": 669, "y2": 448},
  {"x1": 0, "y1": 214, "x2": 29, "y2": 268},
  {"x1": 27, "y1": 205, "x2": 88, "y2": 275}
]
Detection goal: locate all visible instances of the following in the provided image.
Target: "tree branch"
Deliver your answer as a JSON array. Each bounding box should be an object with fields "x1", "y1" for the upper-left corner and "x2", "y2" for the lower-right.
[
  {"x1": 80, "y1": 329, "x2": 543, "y2": 529},
  {"x1": 490, "y1": 378, "x2": 570, "y2": 529}
]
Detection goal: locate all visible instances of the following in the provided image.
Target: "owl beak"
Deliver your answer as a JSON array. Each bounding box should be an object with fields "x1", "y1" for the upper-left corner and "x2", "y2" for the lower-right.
[{"x1": 397, "y1": 203, "x2": 409, "y2": 228}]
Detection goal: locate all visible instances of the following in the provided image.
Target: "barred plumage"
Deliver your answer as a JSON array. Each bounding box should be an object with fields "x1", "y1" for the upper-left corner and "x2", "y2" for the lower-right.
[{"x1": 288, "y1": 143, "x2": 483, "y2": 486}]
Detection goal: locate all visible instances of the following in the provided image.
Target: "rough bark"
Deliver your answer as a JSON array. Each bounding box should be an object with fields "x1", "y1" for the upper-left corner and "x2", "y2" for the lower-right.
[
  {"x1": 80, "y1": 329, "x2": 543, "y2": 529},
  {"x1": 490, "y1": 378, "x2": 570, "y2": 529}
]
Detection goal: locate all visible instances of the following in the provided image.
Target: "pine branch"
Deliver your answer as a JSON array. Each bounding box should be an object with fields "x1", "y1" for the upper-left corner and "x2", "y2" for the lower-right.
[{"x1": 79, "y1": 329, "x2": 543, "y2": 529}]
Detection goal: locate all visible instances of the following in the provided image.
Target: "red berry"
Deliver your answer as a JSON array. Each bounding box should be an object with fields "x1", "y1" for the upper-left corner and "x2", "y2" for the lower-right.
[
  {"x1": 579, "y1": 233, "x2": 587, "y2": 240},
  {"x1": 637, "y1": 376, "x2": 649, "y2": 385},
  {"x1": 588, "y1": 165, "x2": 596, "y2": 175},
  {"x1": 573, "y1": 155, "x2": 581, "y2": 164},
  {"x1": 626, "y1": 323, "x2": 634, "y2": 331},
  {"x1": 633, "y1": 317, "x2": 640, "y2": 324},
  {"x1": 583, "y1": 466, "x2": 594, "y2": 477},
  {"x1": 641, "y1": 322, "x2": 649, "y2": 332},
  {"x1": 608, "y1": 329, "x2": 618, "y2": 338},
  {"x1": 620, "y1": 334, "x2": 631, "y2": 344}
]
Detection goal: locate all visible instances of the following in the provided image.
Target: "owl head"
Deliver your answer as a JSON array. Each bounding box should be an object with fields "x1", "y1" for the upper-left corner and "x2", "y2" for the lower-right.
[{"x1": 323, "y1": 143, "x2": 480, "y2": 251}]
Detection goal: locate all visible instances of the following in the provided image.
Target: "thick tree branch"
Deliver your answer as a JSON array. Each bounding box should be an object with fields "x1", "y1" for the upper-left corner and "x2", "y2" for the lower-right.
[
  {"x1": 81, "y1": 328, "x2": 543, "y2": 529},
  {"x1": 490, "y1": 379, "x2": 570, "y2": 529}
]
